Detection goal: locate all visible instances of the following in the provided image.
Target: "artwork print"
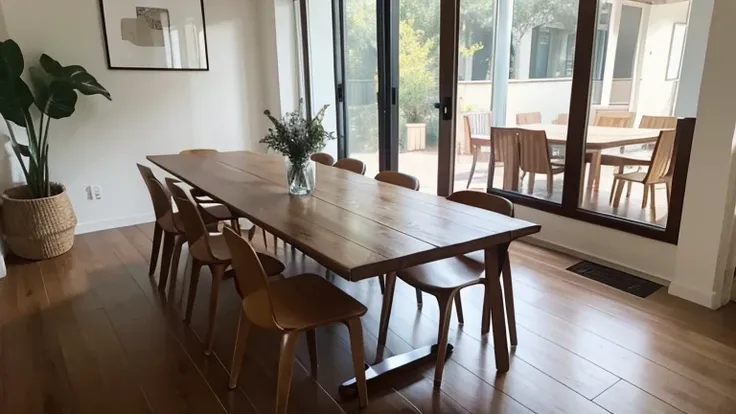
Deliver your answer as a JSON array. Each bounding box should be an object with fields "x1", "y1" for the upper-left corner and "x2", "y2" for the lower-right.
[{"x1": 99, "y1": 0, "x2": 209, "y2": 70}]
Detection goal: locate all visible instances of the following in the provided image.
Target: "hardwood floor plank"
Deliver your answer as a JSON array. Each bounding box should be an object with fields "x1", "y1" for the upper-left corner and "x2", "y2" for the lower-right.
[{"x1": 593, "y1": 380, "x2": 685, "y2": 414}]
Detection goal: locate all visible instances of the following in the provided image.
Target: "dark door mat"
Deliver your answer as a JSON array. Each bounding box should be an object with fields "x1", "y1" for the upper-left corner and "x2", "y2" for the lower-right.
[{"x1": 566, "y1": 261, "x2": 662, "y2": 298}]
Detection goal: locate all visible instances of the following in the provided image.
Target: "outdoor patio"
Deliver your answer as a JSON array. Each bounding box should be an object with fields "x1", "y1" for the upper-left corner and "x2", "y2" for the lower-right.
[{"x1": 352, "y1": 149, "x2": 669, "y2": 227}]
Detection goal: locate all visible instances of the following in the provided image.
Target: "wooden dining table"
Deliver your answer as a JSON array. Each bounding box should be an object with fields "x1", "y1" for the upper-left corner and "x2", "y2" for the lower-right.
[
  {"x1": 473, "y1": 123, "x2": 663, "y2": 191},
  {"x1": 147, "y1": 150, "x2": 540, "y2": 394}
]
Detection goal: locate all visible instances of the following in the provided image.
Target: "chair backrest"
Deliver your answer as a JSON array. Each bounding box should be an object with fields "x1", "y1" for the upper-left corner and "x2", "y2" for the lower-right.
[
  {"x1": 516, "y1": 112, "x2": 542, "y2": 125},
  {"x1": 593, "y1": 111, "x2": 635, "y2": 128},
  {"x1": 137, "y1": 164, "x2": 173, "y2": 222},
  {"x1": 490, "y1": 127, "x2": 520, "y2": 165},
  {"x1": 644, "y1": 129, "x2": 677, "y2": 184},
  {"x1": 639, "y1": 115, "x2": 677, "y2": 129},
  {"x1": 334, "y1": 158, "x2": 367, "y2": 175},
  {"x1": 180, "y1": 149, "x2": 219, "y2": 156},
  {"x1": 311, "y1": 152, "x2": 336, "y2": 166},
  {"x1": 552, "y1": 113, "x2": 569, "y2": 125},
  {"x1": 518, "y1": 129, "x2": 554, "y2": 174},
  {"x1": 447, "y1": 191, "x2": 514, "y2": 217},
  {"x1": 223, "y1": 227, "x2": 280, "y2": 330},
  {"x1": 463, "y1": 112, "x2": 492, "y2": 137},
  {"x1": 374, "y1": 171, "x2": 420, "y2": 191},
  {"x1": 165, "y1": 177, "x2": 213, "y2": 259}
]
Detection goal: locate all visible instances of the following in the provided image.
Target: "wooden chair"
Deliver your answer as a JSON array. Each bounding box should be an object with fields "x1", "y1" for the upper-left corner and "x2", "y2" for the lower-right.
[
  {"x1": 334, "y1": 158, "x2": 367, "y2": 175},
  {"x1": 223, "y1": 227, "x2": 368, "y2": 413},
  {"x1": 165, "y1": 178, "x2": 285, "y2": 355},
  {"x1": 311, "y1": 152, "x2": 336, "y2": 166},
  {"x1": 552, "y1": 113, "x2": 569, "y2": 125},
  {"x1": 463, "y1": 112, "x2": 492, "y2": 188},
  {"x1": 488, "y1": 127, "x2": 521, "y2": 191},
  {"x1": 518, "y1": 129, "x2": 565, "y2": 196},
  {"x1": 137, "y1": 164, "x2": 224, "y2": 293},
  {"x1": 639, "y1": 115, "x2": 678, "y2": 129},
  {"x1": 516, "y1": 112, "x2": 542, "y2": 125},
  {"x1": 593, "y1": 111, "x2": 635, "y2": 128},
  {"x1": 611, "y1": 129, "x2": 676, "y2": 213},
  {"x1": 377, "y1": 191, "x2": 516, "y2": 387}
]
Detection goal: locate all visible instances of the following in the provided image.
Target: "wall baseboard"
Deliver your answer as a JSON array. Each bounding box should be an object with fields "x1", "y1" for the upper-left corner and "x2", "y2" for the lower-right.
[
  {"x1": 75, "y1": 213, "x2": 155, "y2": 235},
  {"x1": 668, "y1": 281, "x2": 719, "y2": 309},
  {"x1": 523, "y1": 235, "x2": 671, "y2": 287}
]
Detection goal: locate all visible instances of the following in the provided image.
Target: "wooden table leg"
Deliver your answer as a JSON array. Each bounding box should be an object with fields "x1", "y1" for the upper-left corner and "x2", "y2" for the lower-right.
[
  {"x1": 485, "y1": 244, "x2": 510, "y2": 373},
  {"x1": 587, "y1": 150, "x2": 602, "y2": 193}
]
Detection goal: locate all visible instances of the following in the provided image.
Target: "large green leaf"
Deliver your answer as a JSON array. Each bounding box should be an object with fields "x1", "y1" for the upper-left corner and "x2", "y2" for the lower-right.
[
  {"x1": 43, "y1": 81, "x2": 78, "y2": 119},
  {"x1": 0, "y1": 78, "x2": 33, "y2": 126},
  {"x1": 40, "y1": 54, "x2": 111, "y2": 100},
  {"x1": 0, "y1": 40, "x2": 24, "y2": 81}
]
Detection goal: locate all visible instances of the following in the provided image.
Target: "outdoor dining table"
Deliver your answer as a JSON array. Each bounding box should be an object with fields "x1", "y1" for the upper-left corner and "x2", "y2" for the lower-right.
[
  {"x1": 473, "y1": 123, "x2": 663, "y2": 191},
  {"x1": 148, "y1": 150, "x2": 540, "y2": 395}
]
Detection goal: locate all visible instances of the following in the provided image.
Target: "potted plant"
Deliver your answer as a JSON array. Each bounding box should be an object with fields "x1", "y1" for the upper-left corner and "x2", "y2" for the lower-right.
[
  {"x1": 261, "y1": 104, "x2": 334, "y2": 196},
  {"x1": 398, "y1": 21, "x2": 434, "y2": 152},
  {"x1": 0, "y1": 39, "x2": 111, "y2": 260}
]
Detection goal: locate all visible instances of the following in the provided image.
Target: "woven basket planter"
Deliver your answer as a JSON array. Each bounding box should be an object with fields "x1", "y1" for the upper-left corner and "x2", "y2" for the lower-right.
[{"x1": 2, "y1": 183, "x2": 77, "y2": 260}]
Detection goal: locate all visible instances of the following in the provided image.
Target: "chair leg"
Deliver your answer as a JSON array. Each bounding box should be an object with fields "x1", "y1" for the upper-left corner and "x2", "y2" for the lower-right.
[
  {"x1": 466, "y1": 146, "x2": 479, "y2": 189},
  {"x1": 433, "y1": 291, "x2": 457, "y2": 387},
  {"x1": 527, "y1": 172, "x2": 536, "y2": 195},
  {"x1": 609, "y1": 178, "x2": 618, "y2": 205},
  {"x1": 649, "y1": 184, "x2": 657, "y2": 214},
  {"x1": 345, "y1": 318, "x2": 368, "y2": 408},
  {"x1": 150, "y1": 223, "x2": 163, "y2": 276},
  {"x1": 626, "y1": 181, "x2": 633, "y2": 198},
  {"x1": 454, "y1": 292, "x2": 464, "y2": 325},
  {"x1": 546, "y1": 174, "x2": 553, "y2": 196},
  {"x1": 376, "y1": 272, "x2": 397, "y2": 361},
  {"x1": 247, "y1": 225, "x2": 257, "y2": 241},
  {"x1": 262, "y1": 227, "x2": 268, "y2": 249},
  {"x1": 502, "y1": 254, "x2": 517, "y2": 346},
  {"x1": 184, "y1": 259, "x2": 203, "y2": 324},
  {"x1": 204, "y1": 264, "x2": 225, "y2": 355},
  {"x1": 273, "y1": 234, "x2": 278, "y2": 250},
  {"x1": 228, "y1": 312, "x2": 251, "y2": 389},
  {"x1": 230, "y1": 219, "x2": 241, "y2": 234},
  {"x1": 612, "y1": 179, "x2": 625, "y2": 208},
  {"x1": 378, "y1": 274, "x2": 385, "y2": 295},
  {"x1": 162, "y1": 234, "x2": 185, "y2": 293},
  {"x1": 665, "y1": 181, "x2": 672, "y2": 204},
  {"x1": 276, "y1": 331, "x2": 301, "y2": 414},
  {"x1": 159, "y1": 232, "x2": 175, "y2": 293},
  {"x1": 641, "y1": 184, "x2": 649, "y2": 209},
  {"x1": 306, "y1": 329, "x2": 318, "y2": 378}
]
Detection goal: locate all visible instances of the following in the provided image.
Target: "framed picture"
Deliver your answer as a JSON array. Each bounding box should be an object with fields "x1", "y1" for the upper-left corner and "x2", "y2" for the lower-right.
[{"x1": 98, "y1": 0, "x2": 209, "y2": 71}]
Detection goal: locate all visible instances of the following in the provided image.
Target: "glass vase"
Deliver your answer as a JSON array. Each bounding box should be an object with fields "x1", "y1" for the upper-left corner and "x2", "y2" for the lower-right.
[{"x1": 285, "y1": 158, "x2": 315, "y2": 196}]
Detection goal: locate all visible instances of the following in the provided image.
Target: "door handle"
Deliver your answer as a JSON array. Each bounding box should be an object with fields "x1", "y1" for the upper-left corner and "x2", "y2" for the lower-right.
[
  {"x1": 440, "y1": 97, "x2": 452, "y2": 121},
  {"x1": 433, "y1": 102, "x2": 441, "y2": 109}
]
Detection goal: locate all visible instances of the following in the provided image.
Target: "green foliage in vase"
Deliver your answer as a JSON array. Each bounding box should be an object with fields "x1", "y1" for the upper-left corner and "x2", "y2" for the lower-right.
[
  {"x1": 261, "y1": 104, "x2": 335, "y2": 167},
  {"x1": 0, "y1": 39, "x2": 111, "y2": 199}
]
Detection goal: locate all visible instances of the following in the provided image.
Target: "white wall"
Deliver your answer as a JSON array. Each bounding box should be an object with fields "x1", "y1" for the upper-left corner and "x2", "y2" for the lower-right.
[
  {"x1": 0, "y1": 0, "x2": 272, "y2": 233},
  {"x1": 635, "y1": 2, "x2": 690, "y2": 117}
]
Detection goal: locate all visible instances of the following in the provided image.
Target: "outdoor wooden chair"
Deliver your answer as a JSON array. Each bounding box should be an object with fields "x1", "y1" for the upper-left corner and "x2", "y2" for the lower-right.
[
  {"x1": 463, "y1": 112, "x2": 492, "y2": 189},
  {"x1": 518, "y1": 129, "x2": 565, "y2": 196},
  {"x1": 552, "y1": 113, "x2": 569, "y2": 125},
  {"x1": 223, "y1": 227, "x2": 368, "y2": 413},
  {"x1": 377, "y1": 191, "x2": 517, "y2": 387},
  {"x1": 487, "y1": 127, "x2": 521, "y2": 191},
  {"x1": 334, "y1": 158, "x2": 367, "y2": 175},
  {"x1": 311, "y1": 152, "x2": 336, "y2": 166},
  {"x1": 516, "y1": 112, "x2": 542, "y2": 125},
  {"x1": 639, "y1": 115, "x2": 678, "y2": 129},
  {"x1": 593, "y1": 110, "x2": 635, "y2": 128},
  {"x1": 165, "y1": 178, "x2": 285, "y2": 355},
  {"x1": 610, "y1": 129, "x2": 676, "y2": 213}
]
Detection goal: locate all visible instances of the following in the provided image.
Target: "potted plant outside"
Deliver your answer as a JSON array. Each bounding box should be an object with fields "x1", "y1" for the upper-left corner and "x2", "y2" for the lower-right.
[
  {"x1": 0, "y1": 39, "x2": 111, "y2": 260},
  {"x1": 261, "y1": 104, "x2": 334, "y2": 196},
  {"x1": 399, "y1": 20, "x2": 434, "y2": 152}
]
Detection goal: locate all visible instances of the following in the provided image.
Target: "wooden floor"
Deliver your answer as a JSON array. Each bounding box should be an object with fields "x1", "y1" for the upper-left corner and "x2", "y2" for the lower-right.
[{"x1": 2, "y1": 223, "x2": 736, "y2": 414}]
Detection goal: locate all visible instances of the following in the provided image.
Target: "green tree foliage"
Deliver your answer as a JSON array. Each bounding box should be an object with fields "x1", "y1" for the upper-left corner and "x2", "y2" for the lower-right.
[{"x1": 398, "y1": 20, "x2": 436, "y2": 123}]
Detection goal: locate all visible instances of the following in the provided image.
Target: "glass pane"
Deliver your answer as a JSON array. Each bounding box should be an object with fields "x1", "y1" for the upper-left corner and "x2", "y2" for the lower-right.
[
  {"x1": 344, "y1": 0, "x2": 380, "y2": 178},
  {"x1": 579, "y1": 0, "x2": 691, "y2": 227},
  {"x1": 481, "y1": 0, "x2": 580, "y2": 202},
  {"x1": 453, "y1": 0, "x2": 495, "y2": 192},
  {"x1": 306, "y1": 0, "x2": 338, "y2": 157},
  {"x1": 397, "y1": 0, "x2": 441, "y2": 194}
]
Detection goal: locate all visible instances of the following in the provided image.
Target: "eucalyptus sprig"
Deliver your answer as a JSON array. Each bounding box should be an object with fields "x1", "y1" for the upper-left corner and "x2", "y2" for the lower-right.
[{"x1": 260, "y1": 103, "x2": 335, "y2": 168}]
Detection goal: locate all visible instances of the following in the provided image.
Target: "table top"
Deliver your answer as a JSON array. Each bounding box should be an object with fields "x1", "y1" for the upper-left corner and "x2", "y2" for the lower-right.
[
  {"x1": 474, "y1": 124, "x2": 665, "y2": 150},
  {"x1": 147, "y1": 151, "x2": 540, "y2": 281}
]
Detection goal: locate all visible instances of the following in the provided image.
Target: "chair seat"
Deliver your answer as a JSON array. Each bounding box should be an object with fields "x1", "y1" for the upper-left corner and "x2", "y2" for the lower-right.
[
  {"x1": 613, "y1": 171, "x2": 667, "y2": 185},
  {"x1": 191, "y1": 234, "x2": 285, "y2": 274},
  {"x1": 244, "y1": 274, "x2": 367, "y2": 330},
  {"x1": 397, "y1": 251, "x2": 486, "y2": 291},
  {"x1": 600, "y1": 153, "x2": 651, "y2": 167},
  {"x1": 200, "y1": 203, "x2": 236, "y2": 221},
  {"x1": 550, "y1": 163, "x2": 565, "y2": 174}
]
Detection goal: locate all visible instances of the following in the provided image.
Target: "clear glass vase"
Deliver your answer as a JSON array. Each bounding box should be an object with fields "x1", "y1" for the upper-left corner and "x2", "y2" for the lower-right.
[{"x1": 285, "y1": 158, "x2": 315, "y2": 196}]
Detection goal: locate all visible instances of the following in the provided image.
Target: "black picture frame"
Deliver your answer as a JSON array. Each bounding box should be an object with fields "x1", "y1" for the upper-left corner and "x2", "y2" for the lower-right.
[{"x1": 98, "y1": 0, "x2": 210, "y2": 71}]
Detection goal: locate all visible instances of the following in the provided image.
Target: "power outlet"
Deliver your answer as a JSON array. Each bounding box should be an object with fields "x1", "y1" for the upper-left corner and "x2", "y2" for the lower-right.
[{"x1": 86, "y1": 185, "x2": 103, "y2": 200}]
